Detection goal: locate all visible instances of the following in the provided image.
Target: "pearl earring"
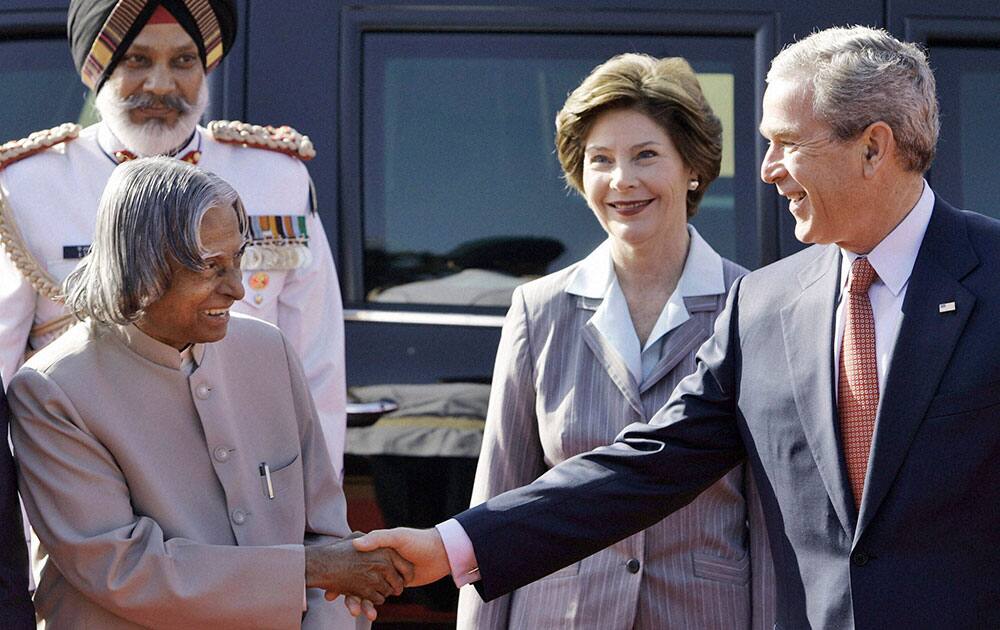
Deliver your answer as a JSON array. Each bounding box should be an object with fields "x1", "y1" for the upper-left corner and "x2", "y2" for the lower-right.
[{"x1": 688, "y1": 179, "x2": 699, "y2": 191}]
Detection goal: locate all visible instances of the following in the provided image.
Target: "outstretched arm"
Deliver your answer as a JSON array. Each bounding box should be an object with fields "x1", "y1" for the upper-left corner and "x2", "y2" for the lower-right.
[{"x1": 347, "y1": 279, "x2": 750, "y2": 613}]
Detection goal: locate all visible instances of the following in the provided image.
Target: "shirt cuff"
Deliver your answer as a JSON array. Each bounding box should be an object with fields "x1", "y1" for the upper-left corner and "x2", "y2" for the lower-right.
[{"x1": 435, "y1": 518, "x2": 480, "y2": 587}]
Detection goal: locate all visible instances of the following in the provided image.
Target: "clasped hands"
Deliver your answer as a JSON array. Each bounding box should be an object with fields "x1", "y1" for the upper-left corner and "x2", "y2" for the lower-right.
[{"x1": 306, "y1": 528, "x2": 453, "y2": 620}]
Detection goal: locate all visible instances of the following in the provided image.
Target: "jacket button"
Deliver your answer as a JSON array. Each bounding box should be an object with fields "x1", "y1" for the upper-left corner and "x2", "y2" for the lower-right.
[
  {"x1": 195, "y1": 384, "x2": 211, "y2": 400},
  {"x1": 213, "y1": 447, "x2": 230, "y2": 463},
  {"x1": 232, "y1": 509, "x2": 247, "y2": 525},
  {"x1": 625, "y1": 558, "x2": 640, "y2": 574},
  {"x1": 851, "y1": 551, "x2": 870, "y2": 566}
]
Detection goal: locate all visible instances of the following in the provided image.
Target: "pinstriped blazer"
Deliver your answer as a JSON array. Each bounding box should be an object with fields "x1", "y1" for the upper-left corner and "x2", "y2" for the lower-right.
[{"x1": 456, "y1": 248, "x2": 776, "y2": 630}]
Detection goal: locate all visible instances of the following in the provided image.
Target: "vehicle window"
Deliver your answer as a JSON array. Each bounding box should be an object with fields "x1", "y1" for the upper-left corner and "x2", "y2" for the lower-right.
[
  {"x1": 0, "y1": 37, "x2": 92, "y2": 142},
  {"x1": 360, "y1": 32, "x2": 755, "y2": 308}
]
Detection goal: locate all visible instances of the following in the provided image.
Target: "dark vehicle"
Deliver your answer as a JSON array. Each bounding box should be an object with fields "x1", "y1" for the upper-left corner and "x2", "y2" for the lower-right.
[{"x1": 3, "y1": 0, "x2": 998, "y2": 626}]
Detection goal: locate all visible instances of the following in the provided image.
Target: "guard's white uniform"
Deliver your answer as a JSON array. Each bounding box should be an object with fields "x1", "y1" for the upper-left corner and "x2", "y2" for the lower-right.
[{"x1": 0, "y1": 121, "x2": 346, "y2": 477}]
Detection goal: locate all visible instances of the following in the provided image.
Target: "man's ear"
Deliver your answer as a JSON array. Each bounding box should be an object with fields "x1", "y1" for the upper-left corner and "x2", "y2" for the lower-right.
[{"x1": 860, "y1": 121, "x2": 895, "y2": 177}]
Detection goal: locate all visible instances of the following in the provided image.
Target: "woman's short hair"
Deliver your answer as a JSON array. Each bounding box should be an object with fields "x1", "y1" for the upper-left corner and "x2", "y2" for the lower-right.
[
  {"x1": 64, "y1": 156, "x2": 249, "y2": 325},
  {"x1": 767, "y1": 25, "x2": 938, "y2": 173},
  {"x1": 555, "y1": 53, "x2": 723, "y2": 217}
]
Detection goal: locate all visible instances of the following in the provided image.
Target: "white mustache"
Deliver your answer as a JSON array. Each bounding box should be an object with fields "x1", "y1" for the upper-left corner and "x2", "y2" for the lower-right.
[{"x1": 123, "y1": 92, "x2": 193, "y2": 114}]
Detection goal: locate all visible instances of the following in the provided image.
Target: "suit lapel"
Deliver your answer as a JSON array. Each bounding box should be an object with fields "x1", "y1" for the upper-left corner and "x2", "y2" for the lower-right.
[
  {"x1": 856, "y1": 200, "x2": 977, "y2": 539},
  {"x1": 641, "y1": 294, "x2": 719, "y2": 393},
  {"x1": 780, "y1": 245, "x2": 855, "y2": 535},
  {"x1": 577, "y1": 295, "x2": 644, "y2": 417}
]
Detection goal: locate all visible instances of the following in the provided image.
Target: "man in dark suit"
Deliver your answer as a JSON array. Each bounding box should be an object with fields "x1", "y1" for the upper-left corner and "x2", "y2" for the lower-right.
[
  {"x1": 353, "y1": 26, "x2": 999, "y2": 629},
  {"x1": 1, "y1": 381, "x2": 33, "y2": 628}
]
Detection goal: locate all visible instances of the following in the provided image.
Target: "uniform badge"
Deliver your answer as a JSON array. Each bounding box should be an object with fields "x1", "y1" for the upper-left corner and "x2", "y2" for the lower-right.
[
  {"x1": 249, "y1": 271, "x2": 270, "y2": 290},
  {"x1": 241, "y1": 214, "x2": 312, "y2": 271}
]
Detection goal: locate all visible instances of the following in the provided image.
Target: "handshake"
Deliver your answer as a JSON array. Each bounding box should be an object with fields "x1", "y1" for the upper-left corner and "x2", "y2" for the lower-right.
[{"x1": 305, "y1": 528, "x2": 452, "y2": 620}]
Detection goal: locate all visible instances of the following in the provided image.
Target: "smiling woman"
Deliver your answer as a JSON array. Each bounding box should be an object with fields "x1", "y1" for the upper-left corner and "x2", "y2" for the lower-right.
[{"x1": 456, "y1": 53, "x2": 775, "y2": 630}]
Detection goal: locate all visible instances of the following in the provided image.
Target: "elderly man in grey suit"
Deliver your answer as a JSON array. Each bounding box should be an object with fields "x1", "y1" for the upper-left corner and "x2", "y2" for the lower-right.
[
  {"x1": 352, "y1": 26, "x2": 1000, "y2": 629},
  {"x1": 8, "y1": 157, "x2": 410, "y2": 628}
]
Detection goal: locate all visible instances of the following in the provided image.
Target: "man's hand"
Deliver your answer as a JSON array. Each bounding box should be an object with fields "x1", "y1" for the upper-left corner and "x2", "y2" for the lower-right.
[
  {"x1": 352, "y1": 527, "x2": 451, "y2": 586},
  {"x1": 343, "y1": 528, "x2": 453, "y2": 619},
  {"x1": 304, "y1": 538, "x2": 413, "y2": 609}
]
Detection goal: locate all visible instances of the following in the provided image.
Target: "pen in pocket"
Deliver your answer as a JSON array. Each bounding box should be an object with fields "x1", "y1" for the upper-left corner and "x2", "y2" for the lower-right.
[{"x1": 259, "y1": 462, "x2": 274, "y2": 500}]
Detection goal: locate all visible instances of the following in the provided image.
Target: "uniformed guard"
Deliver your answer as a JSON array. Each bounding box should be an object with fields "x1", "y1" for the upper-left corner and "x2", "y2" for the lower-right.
[{"x1": 0, "y1": 0, "x2": 347, "y2": 480}]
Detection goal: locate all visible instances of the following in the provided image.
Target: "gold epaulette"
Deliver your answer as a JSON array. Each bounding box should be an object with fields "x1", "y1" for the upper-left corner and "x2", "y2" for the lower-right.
[
  {"x1": 0, "y1": 123, "x2": 82, "y2": 170},
  {"x1": 206, "y1": 120, "x2": 316, "y2": 161}
]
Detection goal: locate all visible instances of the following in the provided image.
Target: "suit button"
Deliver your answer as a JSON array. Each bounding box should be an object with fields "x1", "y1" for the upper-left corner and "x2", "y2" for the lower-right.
[
  {"x1": 625, "y1": 558, "x2": 640, "y2": 574},
  {"x1": 213, "y1": 447, "x2": 230, "y2": 463},
  {"x1": 195, "y1": 384, "x2": 211, "y2": 400},
  {"x1": 231, "y1": 509, "x2": 247, "y2": 525},
  {"x1": 851, "y1": 551, "x2": 870, "y2": 566}
]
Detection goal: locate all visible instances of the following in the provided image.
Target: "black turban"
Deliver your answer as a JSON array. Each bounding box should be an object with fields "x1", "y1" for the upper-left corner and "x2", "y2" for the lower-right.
[{"x1": 68, "y1": 0, "x2": 237, "y2": 91}]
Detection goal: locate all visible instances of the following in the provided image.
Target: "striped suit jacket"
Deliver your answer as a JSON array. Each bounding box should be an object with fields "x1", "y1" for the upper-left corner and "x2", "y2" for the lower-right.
[{"x1": 456, "y1": 252, "x2": 776, "y2": 629}]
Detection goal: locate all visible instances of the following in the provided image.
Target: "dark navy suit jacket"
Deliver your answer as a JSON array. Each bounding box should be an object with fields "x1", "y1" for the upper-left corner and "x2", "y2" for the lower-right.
[
  {"x1": 457, "y1": 198, "x2": 1000, "y2": 629},
  {"x1": 1, "y1": 379, "x2": 33, "y2": 628}
]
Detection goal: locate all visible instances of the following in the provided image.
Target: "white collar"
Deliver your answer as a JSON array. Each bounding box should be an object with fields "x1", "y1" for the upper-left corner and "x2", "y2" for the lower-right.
[
  {"x1": 840, "y1": 180, "x2": 935, "y2": 297},
  {"x1": 566, "y1": 225, "x2": 725, "y2": 300},
  {"x1": 565, "y1": 239, "x2": 616, "y2": 299},
  {"x1": 566, "y1": 226, "x2": 726, "y2": 383}
]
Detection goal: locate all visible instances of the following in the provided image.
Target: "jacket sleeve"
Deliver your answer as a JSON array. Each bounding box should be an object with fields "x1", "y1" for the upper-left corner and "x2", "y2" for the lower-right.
[
  {"x1": 457, "y1": 276, "x2": 749, "y2": 602},
  {"x1": 0, "y1": 386, "x2": 33, "y2": 628},
  {"x1": 456, "y1": 286, "x2": 545, "y2": 629},
  {"x1": 8, "y1": 367, "x2": 309, "y2": 630},
  {"x1": 276, "y1": 181, "x2": 347, "y2": 480}
]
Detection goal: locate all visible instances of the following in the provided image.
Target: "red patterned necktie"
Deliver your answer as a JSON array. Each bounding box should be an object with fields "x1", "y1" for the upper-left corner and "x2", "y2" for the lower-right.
[{"x1": 838, "y1": 257, "x2": 879, "y2": 510}]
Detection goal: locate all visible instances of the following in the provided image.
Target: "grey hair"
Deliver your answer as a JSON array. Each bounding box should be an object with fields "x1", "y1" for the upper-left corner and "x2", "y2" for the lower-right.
[
  {"x1": 767, "y1": 25, "x2": 939, "y2": 173},
  {"x1": 65, "y1": 156, "x2": 248, "y2": 325}
]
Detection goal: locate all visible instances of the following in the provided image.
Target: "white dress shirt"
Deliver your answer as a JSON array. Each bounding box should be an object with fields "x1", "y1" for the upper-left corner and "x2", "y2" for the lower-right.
[
  {"x1": 437, "y1": 225, "x2": 725, "y2": 585},
  {"x1": 834, "y1": 181, "x2": 934, "y2": 399}
]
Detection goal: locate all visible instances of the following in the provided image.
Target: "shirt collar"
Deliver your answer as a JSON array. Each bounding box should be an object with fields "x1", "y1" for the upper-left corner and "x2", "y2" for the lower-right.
[
  {"x1": 565, "y1": 225, "x2": 725, "y2": 300},
  {"x1": 642, "y1": 226, "x2": 725, "y2": 350},
  {"x1": 113, "y1": 323, "x2": 205, "y2": 372},
  {"x1": 565, "y1": 239, "x2": 615, "y2": 299},
  {"x1": 839, "y1": 180, "x2": 935, "y2": 297},
  {"x1": 567, "y1": 226, "x2": 727, "y2": 383},
  {"x1": 675, "y1": 225, "x2": 726, "y2": 298}
]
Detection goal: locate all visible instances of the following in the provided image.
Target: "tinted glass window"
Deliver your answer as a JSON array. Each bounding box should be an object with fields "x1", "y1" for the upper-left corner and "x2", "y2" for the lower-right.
[
  {"x1": 929, "y1": 45, "x2": 1000, "y2": 218},
  {"x1": 0, "y1": 37, "x2": 89, "y2": 141},
  {"x1": 361, "y1": 32, "x2": 756, "y2": 308}
]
